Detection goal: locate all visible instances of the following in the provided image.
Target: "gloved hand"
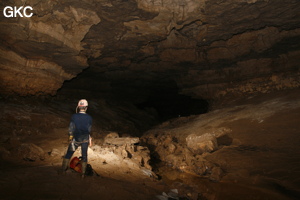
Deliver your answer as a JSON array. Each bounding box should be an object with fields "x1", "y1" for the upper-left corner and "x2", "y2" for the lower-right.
[{"x1": 69, "y1": 135, "x2": 73, "y2": 142}]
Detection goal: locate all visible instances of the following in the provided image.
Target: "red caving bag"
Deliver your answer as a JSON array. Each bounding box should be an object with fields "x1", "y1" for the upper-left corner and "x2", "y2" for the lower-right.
[{"x1": 70, "y1": 156, "x2": 82, "y2": 173}]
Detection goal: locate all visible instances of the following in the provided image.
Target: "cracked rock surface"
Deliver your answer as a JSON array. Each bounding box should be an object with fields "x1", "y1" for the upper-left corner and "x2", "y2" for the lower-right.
[{"x1": 1, "y1": 0, "x2": 299, "y2": 99}]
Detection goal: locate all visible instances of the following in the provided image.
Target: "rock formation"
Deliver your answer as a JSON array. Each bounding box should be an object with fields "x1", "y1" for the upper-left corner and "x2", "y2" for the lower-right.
[
  {"x1": 141, "y1": 90, "x2": 300, "y2": 185},
  {"x1": 1, "y1": 1, "x2": 300, "y2": 198},
  {"x1": 0, "y1": 1, "x2": 100, "y2": 95},
  {"x1": 0, "y1": 0, "x2": 299, "y2": 100}
]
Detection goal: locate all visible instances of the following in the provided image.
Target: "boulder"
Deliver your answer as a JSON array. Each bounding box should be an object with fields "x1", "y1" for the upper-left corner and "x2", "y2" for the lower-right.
[{"x1": 186, "y1": 133, "x2": 218, "y2": 154}]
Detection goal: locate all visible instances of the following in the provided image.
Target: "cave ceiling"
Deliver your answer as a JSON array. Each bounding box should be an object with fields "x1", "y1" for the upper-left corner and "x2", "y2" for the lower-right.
[{"x1": 0, "y1": 0, "x2": 300, "y2": 101}]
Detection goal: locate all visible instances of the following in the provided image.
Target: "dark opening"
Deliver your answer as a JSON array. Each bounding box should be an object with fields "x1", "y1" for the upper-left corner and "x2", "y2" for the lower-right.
[{"x1": 136, "y1": 88, "x2": 209, "y2": 121}]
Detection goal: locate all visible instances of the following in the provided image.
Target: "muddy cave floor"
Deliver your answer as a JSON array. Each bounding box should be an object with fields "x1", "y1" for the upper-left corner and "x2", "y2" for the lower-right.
[{"x1": 0, "y1": 89, "x2": 300, "y2": 200}]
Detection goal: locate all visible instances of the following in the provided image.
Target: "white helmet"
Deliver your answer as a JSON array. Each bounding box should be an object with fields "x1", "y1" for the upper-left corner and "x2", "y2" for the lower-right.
[
  {"x1": 76, "y1": 99, "x2": 88, "y2": 113},
  {"x1": 78, "y1": 99, "x2": 88, "y2": 107}
]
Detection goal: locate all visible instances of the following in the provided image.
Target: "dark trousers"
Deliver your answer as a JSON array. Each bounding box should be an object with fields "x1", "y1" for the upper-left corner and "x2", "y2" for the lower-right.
[{"x1": 64, "y1": 142, "x2": 89, "y2": 162}]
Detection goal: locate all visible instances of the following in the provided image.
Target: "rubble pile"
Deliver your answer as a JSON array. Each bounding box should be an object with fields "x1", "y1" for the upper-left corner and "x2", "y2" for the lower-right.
[
  {"x1": 141, "y1": 120, "x2": 233, "y2": 182},
  {"x1": 89, "y1": 132, "x2": 153, "y2": 172}
]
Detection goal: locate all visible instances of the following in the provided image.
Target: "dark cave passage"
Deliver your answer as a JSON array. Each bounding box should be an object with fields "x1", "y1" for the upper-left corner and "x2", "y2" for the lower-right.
[
  {"x1": 57, "y1": 68, "x2": 209, "y2": 131},
  {"x1": 136, "y1": 90, "x2": 209, "y2": 121}
]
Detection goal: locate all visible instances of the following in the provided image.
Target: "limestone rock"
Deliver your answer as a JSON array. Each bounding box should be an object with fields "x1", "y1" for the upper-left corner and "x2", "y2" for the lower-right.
[
  {"x1": 186, "y1": 133, "x2": 218, "y2": 154},
  {"x1": 104, "y1": 132, "x2": 119, "y2": 139},
  {"x1": 100, "y1": 136, "x2": 152, "y2": 170},
  {"x1": 0, "y1": 0, "x2": 100, "y2": 96},
  {"x1": 1, "y1": 0, "x2": 300, "y2": 98},
  {"x1": 17, "y1": 143, "x2": 45, "y2": 161},
  {"x1": 0, "y1": 48, "x2": 74, "y2": 95},
  {"x1": 209, "y1": 167, "x2": 223, "y2": 182},
  {"x1": 48, "y1": 148, "x2": 61, "y2": 157},
  {"x1": 104, "y1": 137, "x2": 139, "y2": 146}
]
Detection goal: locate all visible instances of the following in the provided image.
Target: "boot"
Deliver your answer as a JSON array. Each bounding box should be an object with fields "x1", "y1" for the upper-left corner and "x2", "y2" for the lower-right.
[
  {"x1": 81, "y1": 162, "x2": 87, "y2": 178},
  {"x1": 59, "y1": 158, "x2": 70, "y2": 174}
]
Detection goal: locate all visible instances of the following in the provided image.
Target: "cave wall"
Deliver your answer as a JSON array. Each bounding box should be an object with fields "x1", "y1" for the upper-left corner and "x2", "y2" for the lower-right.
[
  {"x1": 0, "y1": 1, "x2": 100, "y2": 95},
  {"x1": 0, "y1": 0, "x2": 300, "y2": 99}
]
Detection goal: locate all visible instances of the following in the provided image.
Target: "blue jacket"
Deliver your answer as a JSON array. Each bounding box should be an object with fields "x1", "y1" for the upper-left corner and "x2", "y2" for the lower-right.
[{"x1": 69, "y1": 113, "x2": 92, "y2": 142}]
